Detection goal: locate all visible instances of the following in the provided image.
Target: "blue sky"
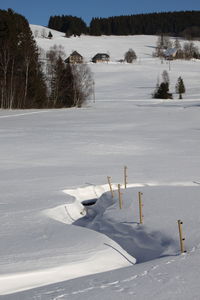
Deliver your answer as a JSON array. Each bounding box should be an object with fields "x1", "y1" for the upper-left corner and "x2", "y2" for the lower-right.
[{"x1": 0, "y1": 0, "x2": 199, "y2": 26}]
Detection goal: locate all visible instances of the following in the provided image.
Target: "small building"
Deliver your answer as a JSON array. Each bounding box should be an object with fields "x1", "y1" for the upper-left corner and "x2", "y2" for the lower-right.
[
  {"x1": 65, "y1": 51, "x2": 83, "y2": 64},
  {"x1": 92, "y1": 53, "x2": 110, "y2": 63},
  {"x1": 164, "y1": 48, "x2": 178, "y2": 60}
]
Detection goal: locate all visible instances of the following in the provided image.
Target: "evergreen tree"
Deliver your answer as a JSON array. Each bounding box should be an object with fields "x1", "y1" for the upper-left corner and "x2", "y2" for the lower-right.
[
  {"x1": 175, "y1": 77, "x2": 185, "y2": 99},
  {"x1": 48, "y1": 11, "x2": 200, "y2": 37},
  {"x1": 48, "y1": 31, "x2": 53, "y2": 39},
  {"x1": 88, "y1": 11, "x2": 200, "y2": 36},
  {"x1": 0, "y1": 9, "x2": 48, "y2": 108},
  {"x1": 153, "y1": 82, "x2": 172, "y2": 99},
  {"x1": 61, "y1": 63, "x2": 75, "y2": 107},
  {"x1": 90, "y1": 18, "x2": 102, "y2": 35},
  {"x1": 48, "y1": 15, "x2": 87, "y2": 37}
]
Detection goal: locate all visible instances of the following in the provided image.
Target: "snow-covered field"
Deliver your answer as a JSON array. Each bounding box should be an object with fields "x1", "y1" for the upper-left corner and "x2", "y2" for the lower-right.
[{"x1": 1, "y1": 25, "x2": 200, "y2": 299}]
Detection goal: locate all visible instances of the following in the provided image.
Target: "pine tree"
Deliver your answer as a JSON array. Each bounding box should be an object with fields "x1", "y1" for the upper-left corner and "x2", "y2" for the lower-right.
[
  {"x1": 0, "y1": 9, "x2": 48, "y2": 109},
  {"x1": 48, "y1": 31, "x2": 53, "y2": 39},
  {"x1": 90, "y1": 18, "x2": 102, "y2": 35},
  {"x1": 176, "y1": 77, "x2": 185, "y2": 99},
  {"x1": 50, "y1": 57, "x2": 65, "y2": 107},
  {"x1": 48, "y1": 11, "x2": 200, "y2": 37},
  {"x1": 153, "y1": 82, "x2": 172, "y2": 99},
  {"x1": 49, "y1": 57, "x2": 78, "y2": 108},
  {"x1": 153, "y1": 71, "x2": 172, "y2": 99},
  {"x1": 58, "y1": 63, "x2": 75, "y2": 107},
  {"x1": 48, "y1": 15, "x2": 87, "y2": 36}
]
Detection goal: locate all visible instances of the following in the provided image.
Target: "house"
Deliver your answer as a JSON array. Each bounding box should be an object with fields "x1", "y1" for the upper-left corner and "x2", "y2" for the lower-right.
[
  {"x1": 92, "y1": 53, "x2": 110, "y2": 63},
  {"x1": 163, "y1": 48, "x2": 178, "y2": 60},
  {"x1": 65, "y1": 51, "x2": 83, "y2": 64}
]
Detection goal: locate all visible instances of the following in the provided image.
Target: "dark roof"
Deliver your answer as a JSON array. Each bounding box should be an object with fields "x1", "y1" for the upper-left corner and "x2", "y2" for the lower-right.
[
  {"x1": 92, "y1": 53, "x2": 110, "y2": 60},
  {"x1": 70, "y1": 51, "x2": 83, "y2": 58},
  {"x1": 64, "y1": 51, "x2": 83, "y2": 63}
]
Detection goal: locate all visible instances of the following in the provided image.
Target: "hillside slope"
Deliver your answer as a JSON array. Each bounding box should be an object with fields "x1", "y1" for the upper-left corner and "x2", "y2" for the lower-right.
[
  {"x1": 30, "y1": 25, "x2": 200, "y2": 101},
  {"x1": 0, "y1": 25, "x2": 200, "y2": 299}
]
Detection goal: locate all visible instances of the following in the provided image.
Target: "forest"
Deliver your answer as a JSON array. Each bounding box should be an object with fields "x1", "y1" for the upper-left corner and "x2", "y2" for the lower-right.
[
  {"x1": 48, "y1": 11, "x2": 200, "y2": 38},
  {"x1": 0, "y1": 9, "x2": 47, "y2": 109},
  {"x1": 0, "y1": 9, "x2": 92, "y2": 109}
]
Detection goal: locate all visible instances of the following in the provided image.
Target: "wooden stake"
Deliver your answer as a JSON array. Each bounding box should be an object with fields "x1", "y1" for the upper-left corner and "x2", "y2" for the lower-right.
[
  {"x1": 118, "y1": 184, "x2": 122, "y2": 209},
  {"x1": 178, "y1": 220, "x2": 186, "y2": 253},
  {"x1": 124, "y1": 166, "x2": 128, "y2": 189},
  {"x1": 107, "y1": 176, "x2": 114, "y2": 198},
  {"x1": 138, "y1": 192, "x2": 143, "y2": 224}
]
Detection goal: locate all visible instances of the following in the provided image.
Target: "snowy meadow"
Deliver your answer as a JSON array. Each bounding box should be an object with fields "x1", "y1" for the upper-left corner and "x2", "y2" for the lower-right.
[{"x1": 0, "y1": 26, "x2": 200, "y2": 299}]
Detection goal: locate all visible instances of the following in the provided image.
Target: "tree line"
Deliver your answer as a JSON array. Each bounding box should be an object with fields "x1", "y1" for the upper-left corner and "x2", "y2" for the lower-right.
[
  {"x1": 48, "y1": 15, "x2": 87, "y2": 37},
  {"x1": 48, "y1": 11, "x2": 200, "y2": 38},
  {"x1": 0, "y1": 9, "x2": 47, "y2": 109},
  {"x1": 0, "y1": 9, "x2": 93, "y2": 109}
]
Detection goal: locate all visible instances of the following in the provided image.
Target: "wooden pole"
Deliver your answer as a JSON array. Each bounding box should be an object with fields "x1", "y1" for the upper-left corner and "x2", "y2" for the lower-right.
[
  {"x1": 124, "y1": 166, "x2": 128, "y2": 189},
  {"x1": 138, "y1": 192, "x2": 143, "y2": 224},
  {"x1": 169, "y1": 60, "x2": 171, "y2": 71},
  {"x1": 178, "y1": 220, "x2": 186, "y2": 253},
  {"x1": 93, "y1": 80, "x2": 95, "y2": 103},
  {"x1": 118, "y1": 184, "x2": 122, "y2": 209},
  {"x1": 107, "y1": 176, "x2": 114, "y2": 198}
]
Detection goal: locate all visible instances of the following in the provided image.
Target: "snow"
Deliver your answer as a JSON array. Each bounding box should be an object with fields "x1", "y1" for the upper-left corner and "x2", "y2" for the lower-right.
[
  {"x1": 1, "y1": 25, "x2": 200, "y2": 299},
  {"x1": 31, "y1": 25, "x2": 65, "y2": 38}
]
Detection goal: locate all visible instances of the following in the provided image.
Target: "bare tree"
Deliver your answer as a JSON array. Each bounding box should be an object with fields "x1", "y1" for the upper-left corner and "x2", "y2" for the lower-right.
[
  {"x1": 154, "y1": 35, "x2": 172, "y2": 58},
  {"x1": 183, "y1": 42, "x2": 199, "y2": 59},
  {"x1": 162, "y1": 70, "x2": 170, "y2": 85},
  {"x1": 9, "y1": 57, "x2": 15, "y2": 109},
  {"x1": 157, "y1": 35, "x2": 172, "y2": 49},
  {"x1": 34, "y1": 30, "x2": 39, "y2": 38},
  {"x1": 124, "y1": 48, "x2": 137, "y2": 63},
  {"x1": 174, "y1": 38, "x2": 181, "y2": 50},
  {"x1": 41, "y1": 28, "x2": 47, "y2": 38},
  {"x1": 72, "y1": 64, "x2": 94, "y2": 107}
]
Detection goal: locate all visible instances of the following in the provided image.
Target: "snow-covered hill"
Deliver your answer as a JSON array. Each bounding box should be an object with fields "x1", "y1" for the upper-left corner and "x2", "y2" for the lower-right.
[
  {"x1": 31, "y1": 24, "x2": 64, "y2": 39},
  {"x1": 30, "y1": 24, "x2": 158, "y2": 61},
  {"x1": 30, "y1": 24, "x2": 200, "y2": 101},
  {"x1": 1, "y1": 25, "x2": 200, "y2": 299}
]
